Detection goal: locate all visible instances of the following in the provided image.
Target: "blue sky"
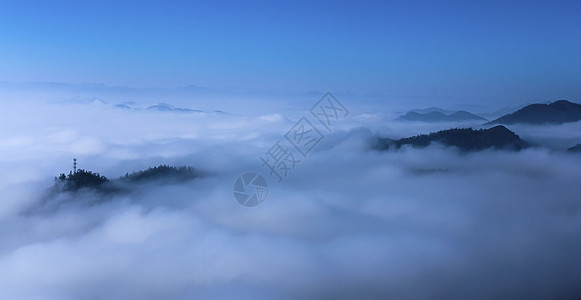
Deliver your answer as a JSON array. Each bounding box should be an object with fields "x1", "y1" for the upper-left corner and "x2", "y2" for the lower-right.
[{"x1": 1, "y1": 0, "x2": 580, "y2": 103}]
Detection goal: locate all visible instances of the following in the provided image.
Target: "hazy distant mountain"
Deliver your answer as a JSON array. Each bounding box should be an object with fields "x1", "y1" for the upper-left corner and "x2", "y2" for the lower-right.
[
  {"x1": 114, "y1": 104, "x2": 132, "y2": 109},
  {"x1": 568, "y1": 144, "x2": 581, "y2": 152},
  {"x1": 400, "y1": 110, "x2": 487, "y2": 122},
  {"x1": 114, "y1": 101, "x2": 137, "y2": 109},
  {"x1": 479, "y1": 105, "x2": 523, "y2": 121},
  {"x1": 378, "y1": 125, "x2": 527, "y2": 151},
  {"x1": 147, "y1": 103, "x2": 203, "y2": 113},
  {"x1": 487, "y1": 100, "x2": 581, "y2": 125},
  {"x1": 113, "y1": 101, "x2": 224, "y2": 114},
  {"x1": 410, "y1": 107, "x2": 454, "y2": 114}
]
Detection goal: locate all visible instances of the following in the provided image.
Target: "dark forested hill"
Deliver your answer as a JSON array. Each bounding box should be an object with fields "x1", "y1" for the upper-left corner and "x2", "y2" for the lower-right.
[
  {"x1": 121, "y1": 165, "x2": 198, "y2": 183},
  {"x1": 378, "y1": 125, "x2": 527, "y2": 151},
  {"x1": 52, "y1": 165, "x2": 198, "y2": 194},
  {"x1": 55, "y1": 169, "x2": 109, "y2": 192},
  {"x1": 487, "y1": 100, "x2": 581, "y2": 125}
]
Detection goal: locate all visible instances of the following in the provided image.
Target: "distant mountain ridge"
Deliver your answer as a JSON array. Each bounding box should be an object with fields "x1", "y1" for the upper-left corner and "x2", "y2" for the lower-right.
[
  {"x1": 400, "y1": 110, "x2": 487, "y2": 122},
  {"x1": 113, "y1": 102, "x2": 228, "y2": 114},
  {"x1": 487, "y1": 100, "x2": 581, "y2": 125},
  {"x1": 410, "y1": 107, "x2": 454, "y2": 114},
  {"x1": 378, "y1": 125, "x2": 527, "y2": 152},
  {"x1": 146, "y1": 103, "x2": 203, "y2": 113}
]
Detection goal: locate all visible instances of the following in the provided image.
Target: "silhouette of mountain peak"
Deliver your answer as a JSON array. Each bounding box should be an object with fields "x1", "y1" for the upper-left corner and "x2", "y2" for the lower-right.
[
  {"x1": 378, "y1": 125, "x2": 526, "y2": 152},
  {"x1": 488, "y1": 100, "x2": 581, "y2": 125}
]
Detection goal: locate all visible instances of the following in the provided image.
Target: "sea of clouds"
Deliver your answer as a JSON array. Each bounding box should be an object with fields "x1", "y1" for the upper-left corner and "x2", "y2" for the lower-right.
[{"x1": 0, "y1": 86, "x2": 580, "y2": 299}]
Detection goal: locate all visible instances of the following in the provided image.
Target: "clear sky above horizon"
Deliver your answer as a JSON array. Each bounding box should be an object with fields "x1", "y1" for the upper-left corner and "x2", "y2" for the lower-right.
[{"x1": 1, "y1": 0, "x2": 580, "y2": 104}]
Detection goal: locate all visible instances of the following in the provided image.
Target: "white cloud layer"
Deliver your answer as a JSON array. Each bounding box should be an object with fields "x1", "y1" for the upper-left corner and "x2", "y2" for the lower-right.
[{"x1": 1, "y1": 88, "x2": 580, "y2": 299}]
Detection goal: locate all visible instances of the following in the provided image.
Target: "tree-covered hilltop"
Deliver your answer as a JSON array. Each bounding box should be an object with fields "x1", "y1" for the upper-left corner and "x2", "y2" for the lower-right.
[
  {"x1": 28, "y1": 164, "x2": 201, "y2": 214},
  {"x1": 121, "y1": 165, "x2": 198, "y2": 183},
  {"x1": 377, "y1": 125, "x2": 527, "y2": 152},
  {"x1": 55, "y1": 169, "x2": 109, "y2": 192},
  {"x1": 52, "y1": 165, "x2": 199, "y2": 193}
]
